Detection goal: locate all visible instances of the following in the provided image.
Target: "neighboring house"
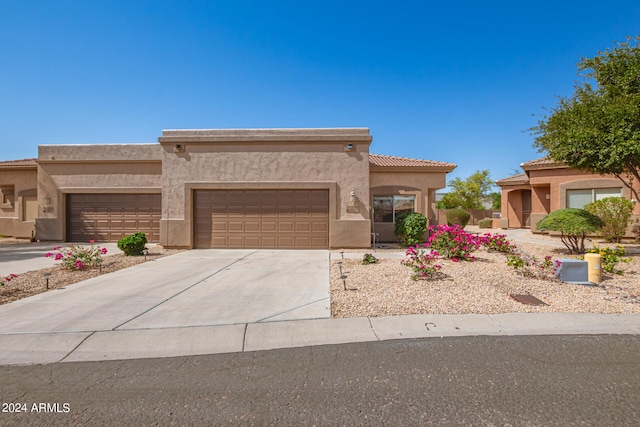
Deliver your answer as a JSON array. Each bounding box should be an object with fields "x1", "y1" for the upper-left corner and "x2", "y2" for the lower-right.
[
  {"x1": 0, "y1": 158, "x2": 38, "y2": 239},
  {"x1": 496, "y1": 157, "x2": 640, "y2": 232},
  {"x1": 0, "y1": 128, "x2": 456, "y2": 248}
]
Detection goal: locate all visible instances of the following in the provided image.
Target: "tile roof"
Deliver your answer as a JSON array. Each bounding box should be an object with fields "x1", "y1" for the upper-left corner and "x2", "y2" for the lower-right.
[
  {"x1": 520, "y1": 157, "x2": 565, "y2": 169},
  {"x1": 369, "y1": 153, "x2": 456, "y2": 169},
  {"x1": 0, "y1": 158, "x2": 38, "y2": 168},
  {"x1": 495, "y1": 173, "x2": 529, "y2": 185}
]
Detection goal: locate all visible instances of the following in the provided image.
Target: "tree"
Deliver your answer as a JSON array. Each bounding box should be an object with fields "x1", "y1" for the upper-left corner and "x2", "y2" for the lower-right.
[
  {"x1": 536, "y1": 208, "x2": 604, "y2": 254},
  {"x1": 531, "y1": 36, "x2": 640, "y2": 201},
  {"x1": 584, "y1": 196, "x2": 634, "y2": 243},
  {"x1": 440, "y1": 170, "x2": 496, "y2": 210}
]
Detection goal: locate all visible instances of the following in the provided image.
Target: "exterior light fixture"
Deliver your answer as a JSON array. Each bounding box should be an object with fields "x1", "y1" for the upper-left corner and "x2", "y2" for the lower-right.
[
  {"x1": 350, "y1": 190, "x2": 356, "y2": 203},
  {"x1": 42, "y1": 271, "x2": 51, "y2": 289}
]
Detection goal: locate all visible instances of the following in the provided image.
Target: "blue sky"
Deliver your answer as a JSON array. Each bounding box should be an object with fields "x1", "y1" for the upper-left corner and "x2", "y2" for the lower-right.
[{"x1": 2, "y1": 1, "x2": 639, "y2": 188}]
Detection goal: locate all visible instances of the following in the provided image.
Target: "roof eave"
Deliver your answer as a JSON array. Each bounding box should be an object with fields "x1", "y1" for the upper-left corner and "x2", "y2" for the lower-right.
[{"x1": 369, "y1": 165, "x2": 457, "y2": 173}]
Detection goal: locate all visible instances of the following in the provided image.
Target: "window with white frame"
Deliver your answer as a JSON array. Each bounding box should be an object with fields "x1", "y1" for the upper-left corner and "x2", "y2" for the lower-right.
[
  {"x1": 373, "y1": 195, "x2": 416, "y2": 222},
  {"x1": 566, "y1": 188, "x2": 622, "y2": 209}
]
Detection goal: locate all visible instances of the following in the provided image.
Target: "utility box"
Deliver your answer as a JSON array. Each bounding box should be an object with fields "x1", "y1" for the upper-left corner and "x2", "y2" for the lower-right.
[
  {"x1": 583, "y1": 253, "x2": 602, "y2": 283},
  {"x1": 554, "y1": 258, "x2": 590, "y2": 284}
]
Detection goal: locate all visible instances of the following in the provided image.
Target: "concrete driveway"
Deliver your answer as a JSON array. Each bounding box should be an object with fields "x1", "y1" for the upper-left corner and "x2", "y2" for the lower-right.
[{"x1": 0, "y1": 249, "x2": 330, "y2": 334}]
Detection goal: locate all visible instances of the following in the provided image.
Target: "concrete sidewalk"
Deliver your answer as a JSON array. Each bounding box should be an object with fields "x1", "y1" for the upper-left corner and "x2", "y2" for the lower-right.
[{"x1": 1, "y1": 312, "x2": 638, "y2": 365}]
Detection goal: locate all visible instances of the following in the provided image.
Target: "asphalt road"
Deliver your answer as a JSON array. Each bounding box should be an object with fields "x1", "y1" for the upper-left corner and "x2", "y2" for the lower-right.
[{"x1": 1, "y1": 335, "x2": 639, "y2": 426}]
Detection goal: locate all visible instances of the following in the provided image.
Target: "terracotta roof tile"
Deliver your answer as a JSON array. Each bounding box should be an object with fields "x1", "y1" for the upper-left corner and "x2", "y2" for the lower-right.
[
  {"x1": 496, "y1": 173, "x2": 529, "y2": 185},
  {"x1": 520, "y1": 157, "x2": 565, "y2": 169},
  {"x1": 0, "y1": 158, "x2": 37, "y2": 168},
  {"x1": 369, "y1": 153, "x2": 456, "y2": 169}
]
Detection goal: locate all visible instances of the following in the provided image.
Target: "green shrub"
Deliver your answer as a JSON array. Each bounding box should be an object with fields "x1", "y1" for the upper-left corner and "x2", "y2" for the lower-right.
[
  {"x1": 584, "y1": 197, "x2": 633, "y2": 243},
  {"x1": 425, "y1": 225, "x2": 482, "y2": 261},
  {"x1": 362, "y1": 253, "x2": 379, "y2": 265},
  {"x1": 478, "y1": 218, "x2": 492, "y2": 229},
  {"x1": 394, "y1": 212, "x2": 428, "y2": 247},
  {"x1": 117, "y1": 232, "x2": 148, "y2": 256},
  {"x1": 580, "y1": 245, "x2": 630, "y2": 275},
  {"x1": 45, "y1": 240, "x2": 108, "y2": 270},
  {"x1": 446, "y1": 208, "x2": 471, "y2": 227},
  {"x1": 536, "y1": 208, "x2": 604, "y2": 254},
  {"x1": 480, "y1": 233, "x2": 516, "y2": 254}
]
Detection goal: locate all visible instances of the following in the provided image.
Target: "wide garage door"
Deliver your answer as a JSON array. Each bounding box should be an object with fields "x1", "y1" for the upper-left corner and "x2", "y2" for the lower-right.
[
  {"x1": 194, "y1": 190, "x2": 329, "y2": 249},
  {"x1": 66, "y1": 194, "x2": 161, "y2": 242}
]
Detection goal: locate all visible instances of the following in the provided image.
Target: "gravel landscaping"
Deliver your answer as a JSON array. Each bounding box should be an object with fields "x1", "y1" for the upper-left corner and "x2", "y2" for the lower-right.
[
  {"x1": 330, "y1": 232, "x2": 640, "y2": 318},
  {"x1": 0, "y1": 242, "x2": 183, "y2": 305},
  {"x1": 2, "y1": 233, "x2": 639, "y2": 317}
]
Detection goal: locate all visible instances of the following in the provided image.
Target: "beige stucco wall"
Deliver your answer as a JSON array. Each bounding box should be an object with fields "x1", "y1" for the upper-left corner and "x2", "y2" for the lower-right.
[
  {"x1": 36, "y1": 144, "x2": 162, "y2": 241},
  {"x1": 369, "y1": 169, "x2": 448, "y2": 242},
  {"x1": 158, "y1": 128, "x2": 373, "y2": 248},
  {"x1": 0, "y1": 167, "x2": 38, "y2": 238}
]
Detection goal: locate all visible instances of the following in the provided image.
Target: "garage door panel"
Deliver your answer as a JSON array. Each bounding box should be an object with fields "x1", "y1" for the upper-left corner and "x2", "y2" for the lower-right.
[
  {"x1": 211, "y1": 236, "x2": 227, "y2": 246},
  {"x1": 312, "y1": 222, "x2": 328, "y2": 232},
  {"x1": 262, "y1": 222, "x2": 277, "y2": 232},
  {"x1": 244, "y1": 236, "x2": 260, "y2": 246},
  {"x1": 212, "y1": 221, "x2": 227, "y2": 231},
  {"x1": 245, "y1": 221, "x2": 260, "y2": 232},
  {"x1": 228, "y1": 236, "x2": 244, "y2": 246},
  {"x1": 194, "y1": 190, "x2": 328, "y2": 249},
  {"x1": 295, "y1": 222, "x2": 311, "y2": 232},
  {"x1": 278, "y1": 222, "x2": 294, "y2": 232},
  {"x1": 67, "y1": 193, "x2": 161, "y2": 243}
]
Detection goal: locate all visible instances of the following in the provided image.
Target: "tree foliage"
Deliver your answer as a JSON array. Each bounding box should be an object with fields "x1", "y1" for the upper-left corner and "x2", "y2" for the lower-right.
[
  {"x1": 531, "y1": 36, "x2": 640, "y2": 201},
  {"x1": 446, "y1": 208, "x2": 471, "y2": 227},
  {"x1": 584, "y1": 196, "x2": 634, "y2": 243},
  {"x1": 439, "y1": 170, "x2": 496, "y2": 209},
  {"x1": 536, "y1": 208, "x2": 604, "y2": 254}
]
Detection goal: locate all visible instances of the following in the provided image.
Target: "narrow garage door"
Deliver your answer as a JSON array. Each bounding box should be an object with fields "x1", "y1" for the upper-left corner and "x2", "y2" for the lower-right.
[
  {"x1": 194, "y1": 190, "x2": 329, "y2": 249},
  {"x1": 66, "y1": 194, "x2": 161, "y2": 242}
]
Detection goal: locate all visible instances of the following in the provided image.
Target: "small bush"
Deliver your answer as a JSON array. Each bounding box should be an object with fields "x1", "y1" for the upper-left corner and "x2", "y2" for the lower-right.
[
  {"x1": 402, "y1": 244, "x2": 441, "y2": 279},
  {"x1": 480, "y1": 233, "x2": 516, "y2": 254},
  {"x1": 424, "y1": 224, "x2": 482, "y2": 261},
  {"x1": 505, "y1": 250, "x2": 560, "y2": 280},
  {"x1": 584, "y1": 197, "x2": 634, "y2": 243},
  {"x1": 117, "y1": 232, "x2": 148, "y2": 256},
  {"x1": 45, "y1": 240, "x2": 107, "y2": 270},
  {"x1": 478, "y1": 218, "x2": 492, "y2": 229},
  {"x1": 580, "y1": 245, "x2": 630, "y2": 275},
  {"x1": 536, "y1": 208, "x2": 604, "y2": 254},
  {"x1": 1, "y1": 273, "x2": 18, "y2": 286},
  {"x1": 446, "y1": 208, "x2": 471, "y2": 228},
  {"x1": 362, "y1": 253, "x2": 379, "y2": 265},
  {"x1": 394, "y1": 212, "x2": 428, "y2": 247}
]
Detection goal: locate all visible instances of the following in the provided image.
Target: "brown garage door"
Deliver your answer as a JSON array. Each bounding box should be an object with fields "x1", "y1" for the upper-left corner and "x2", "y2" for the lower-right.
[
  {"x1": 66, "y1": 194, "x2": 161, "y2": 242},
  {"x1": 194, "y1": 190, "x2": 329, "y2": 249}
]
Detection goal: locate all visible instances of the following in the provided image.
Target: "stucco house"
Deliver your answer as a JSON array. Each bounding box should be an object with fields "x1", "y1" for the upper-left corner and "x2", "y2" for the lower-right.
[
  {"x1": 0, "y1": 128, "x2": 456, "y2": 248},
  {"x1": 497, "y1": 157, "x2": 640, "y2": 233}
]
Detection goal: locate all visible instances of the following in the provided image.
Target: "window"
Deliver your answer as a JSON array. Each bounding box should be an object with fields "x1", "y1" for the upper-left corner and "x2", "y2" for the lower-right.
[
  {"x1": 373, "y1": 195, "x2": 415, "y2": 222},
  {"x1": 566, "y1": 188, "x2": 622, "y2": 209}
]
